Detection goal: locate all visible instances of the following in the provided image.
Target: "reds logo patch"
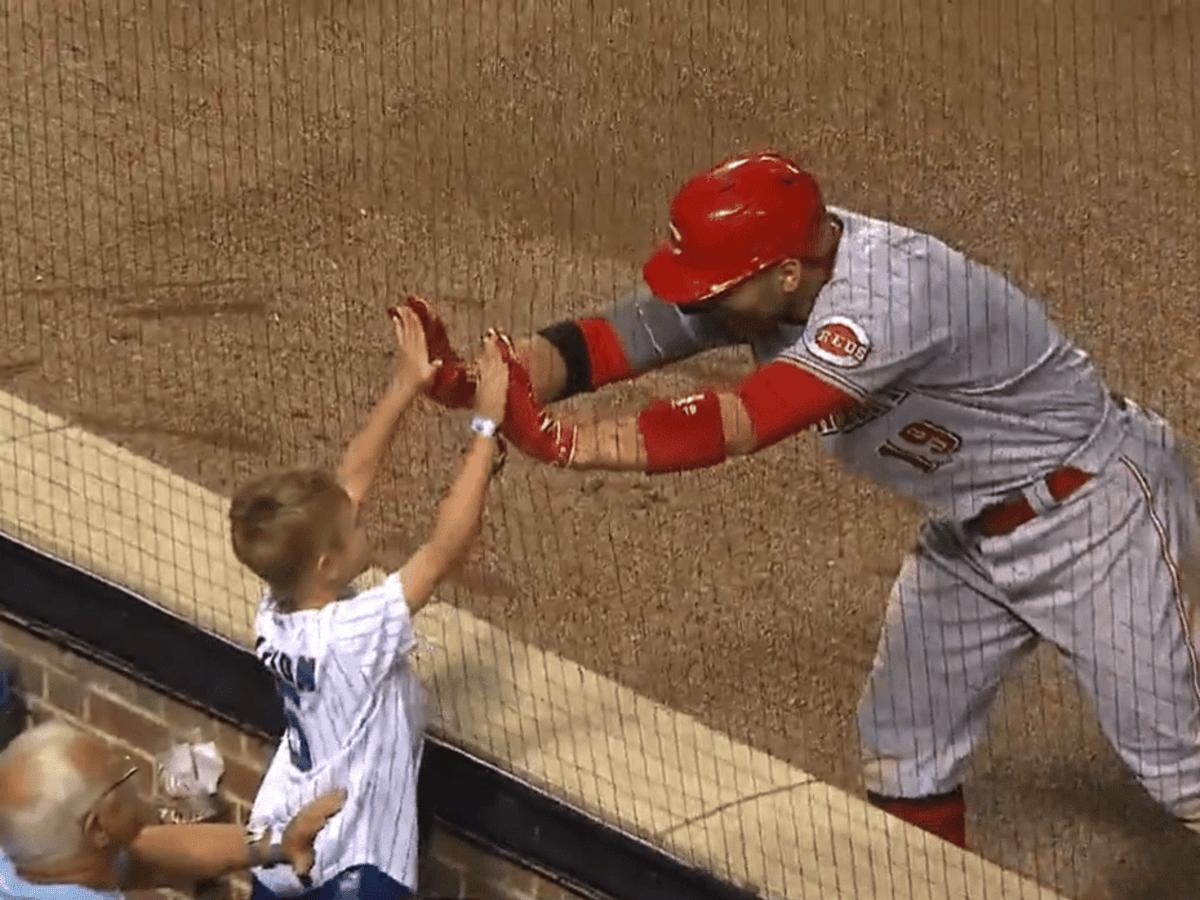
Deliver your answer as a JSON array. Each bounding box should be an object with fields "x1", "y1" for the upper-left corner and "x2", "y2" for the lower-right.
[{"x1": 805, "y1": 317, "x2": 870, "y2": 368}]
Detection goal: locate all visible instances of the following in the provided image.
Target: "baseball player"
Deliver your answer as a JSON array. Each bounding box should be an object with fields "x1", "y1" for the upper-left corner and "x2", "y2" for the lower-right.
[
  {"x1": 228, "y1": 305, "x2": 509, "y2": 899},
  {"x1": 410, "y1": 150, "x2": 1200, "y2": 850}
]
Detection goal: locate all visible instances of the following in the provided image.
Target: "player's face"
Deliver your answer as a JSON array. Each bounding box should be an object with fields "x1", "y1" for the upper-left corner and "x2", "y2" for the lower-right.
[{"x1": 710, "y1": 266, "x2": 794, "y2": 338}]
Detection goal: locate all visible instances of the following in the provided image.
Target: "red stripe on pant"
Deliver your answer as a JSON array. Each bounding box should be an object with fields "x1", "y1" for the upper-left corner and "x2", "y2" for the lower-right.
[{"x1": 867, "y1": 788, "x2": 967, "y2": 849}]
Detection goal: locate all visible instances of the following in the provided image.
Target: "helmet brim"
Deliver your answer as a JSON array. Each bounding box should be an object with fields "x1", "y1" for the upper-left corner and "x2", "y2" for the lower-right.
[{"x1": 642, "y1": 241, "x2": 746, "y2": 306}]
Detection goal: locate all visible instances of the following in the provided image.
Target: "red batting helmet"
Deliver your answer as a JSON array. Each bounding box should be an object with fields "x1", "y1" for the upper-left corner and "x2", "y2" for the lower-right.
[{"x1": 642, "y1": 151, "x2": 826, "y2": 306}]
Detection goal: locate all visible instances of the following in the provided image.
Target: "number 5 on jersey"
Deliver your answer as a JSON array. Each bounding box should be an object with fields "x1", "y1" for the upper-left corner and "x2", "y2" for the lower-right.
[
  {"x1": 276, "y1": 679, "x2": 314, "y2": 773},
  {"x1": 259, "y1": 647, "x2": 317, "y2": 774},
  {"x1": 878, "y1": 420, "x2": 962, "y2": 473}
]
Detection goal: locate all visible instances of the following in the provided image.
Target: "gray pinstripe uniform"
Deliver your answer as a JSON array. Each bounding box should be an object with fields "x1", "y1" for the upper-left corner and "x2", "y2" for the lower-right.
[{"x1": 602, "y1": 209, "x2": 1200, "y2": 817}]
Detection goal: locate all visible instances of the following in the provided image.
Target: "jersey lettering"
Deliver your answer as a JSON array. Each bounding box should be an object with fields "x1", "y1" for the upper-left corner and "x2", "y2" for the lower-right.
[
  {"x1": 259, "y1": 648, "x2": 317, "y2": 693},
  {"x1": 897, "y1": 420, "x2": 962, "y2": 455},
  {"x1": 761, "y1": 208, "x2": 1120, "y2": 519},
  {"x1": 806, "y1": 317, "x2": 871, "y2": 368},
  {"x1": 258, "y1": 646, "x2": 317, "y2": 773},
  {"x1": 817, "y1": 387, "x2": 909, "y2": 435}
]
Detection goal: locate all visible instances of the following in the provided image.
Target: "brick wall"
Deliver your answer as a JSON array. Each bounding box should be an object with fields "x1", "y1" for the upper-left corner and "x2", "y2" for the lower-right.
[{"x1": 0, "y1": 619, "x2": 590, "y2": 900}]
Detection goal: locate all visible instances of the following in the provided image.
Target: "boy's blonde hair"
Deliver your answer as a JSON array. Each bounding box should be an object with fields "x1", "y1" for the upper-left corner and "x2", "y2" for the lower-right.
[{"x1": 230, "y1": 468, "x2": 349, "y2": 604}]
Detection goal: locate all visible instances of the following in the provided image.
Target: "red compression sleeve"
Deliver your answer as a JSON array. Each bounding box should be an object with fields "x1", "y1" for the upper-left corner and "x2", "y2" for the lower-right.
[
  {"x1": 638, "y1": 391, "x2": 727, "y2": 474},
  {"x1": 736, "y1": 359, "x2": 858, "y2": 450},
  {"x1": 577, "y1": 317, "x2": 634, "y2": 389}
]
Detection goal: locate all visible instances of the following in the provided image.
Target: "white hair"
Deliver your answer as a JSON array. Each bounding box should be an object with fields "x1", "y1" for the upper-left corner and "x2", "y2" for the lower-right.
[{"x1": 0, "y1": 720, "x2": 103, "y2": 867}]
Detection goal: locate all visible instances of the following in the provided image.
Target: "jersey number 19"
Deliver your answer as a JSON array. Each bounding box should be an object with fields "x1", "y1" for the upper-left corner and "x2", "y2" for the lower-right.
[{"x1": 877, "y1": 420, "x2": 962, "y2": 473}]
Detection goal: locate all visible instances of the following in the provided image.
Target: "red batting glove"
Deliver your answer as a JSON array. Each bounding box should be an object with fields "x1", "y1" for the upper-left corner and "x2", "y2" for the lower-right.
[
  {"x1": 388, "y1": 296, "x2": 477, "y2": 409},
  {"x1": 494, "y1": 333, "x2": 577, "y2": 467}
]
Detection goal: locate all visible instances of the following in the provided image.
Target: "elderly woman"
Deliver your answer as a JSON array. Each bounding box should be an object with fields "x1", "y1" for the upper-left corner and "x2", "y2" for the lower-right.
[{"x1": 0, "y1": 720, "x2": 345, "y2": 893}]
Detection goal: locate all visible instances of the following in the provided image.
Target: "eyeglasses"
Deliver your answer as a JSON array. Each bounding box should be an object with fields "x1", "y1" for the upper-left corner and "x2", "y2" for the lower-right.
[
  {"x1": 82, "y1": 754, "x2": 140, "y2": 830},
  {"x1": 101, "y1": 760, "x2": 140, "y2": 799}
]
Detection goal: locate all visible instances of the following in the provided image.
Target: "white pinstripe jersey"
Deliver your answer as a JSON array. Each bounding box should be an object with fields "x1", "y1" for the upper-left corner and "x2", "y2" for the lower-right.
[
  {"x1": 605, "y1": 209, "x2": 1128, "y2": 521},
  {"x1": 247, "y1": 573, "x2": 427, "y2": 896}
]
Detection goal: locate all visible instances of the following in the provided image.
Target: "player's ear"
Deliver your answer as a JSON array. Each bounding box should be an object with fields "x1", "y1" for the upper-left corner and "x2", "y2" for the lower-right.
[
  {"x1": 314, "y1": 550, "x2": 339, "y2": 580},
  {"x1": 778, "y1": 259, "x2": 804, "y2": 293}
]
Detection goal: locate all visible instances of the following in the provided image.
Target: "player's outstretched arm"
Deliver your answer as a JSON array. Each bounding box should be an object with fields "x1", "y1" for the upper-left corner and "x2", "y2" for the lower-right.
[
  {"x1": 410, "y1": 288, "x2": 739, "y2": 408},
  {"x1": 122, "y1": 788, "x2": 347, "y2": 889},
  {"x1": 405, "y1": 304, "x2": 616, "y2": 406},
  {"x1": 514, "y1": 286, "x2": 739, "y2": 405},
  {"x1": 500, "y1": 353, "x2": 857, "y2": 473},
  {"x1": 399, "y1": 333, "x2": 508, "y2": 613},
  {"x1": 337, "y1": 306, "x2": 441, "y2": 510}
]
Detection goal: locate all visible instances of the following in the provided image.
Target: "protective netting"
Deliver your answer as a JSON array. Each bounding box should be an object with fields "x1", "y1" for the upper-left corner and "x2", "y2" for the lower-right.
[{"x1": 2, "y1": 1, "x2": 1199, "y2": 897}]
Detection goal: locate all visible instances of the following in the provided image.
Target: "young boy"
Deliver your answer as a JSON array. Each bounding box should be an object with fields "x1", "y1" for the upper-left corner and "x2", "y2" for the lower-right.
[{"x1": 229, "y1": 300, "x2": 509, "y2": 900}]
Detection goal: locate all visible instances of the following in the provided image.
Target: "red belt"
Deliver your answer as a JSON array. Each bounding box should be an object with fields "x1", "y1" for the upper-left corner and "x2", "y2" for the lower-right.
[{"x1": 971, "y1": 466, "x2": 1093, "y2": 538}]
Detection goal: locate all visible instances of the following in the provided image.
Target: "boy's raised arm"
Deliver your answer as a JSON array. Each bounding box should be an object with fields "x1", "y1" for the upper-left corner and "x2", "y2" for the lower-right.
[
  {"x1": 400, "y1": 332, "x2": 508, "y2": 613},
  {"x1": 337, "y1": 307, "x2": 442, "y2": 509}
]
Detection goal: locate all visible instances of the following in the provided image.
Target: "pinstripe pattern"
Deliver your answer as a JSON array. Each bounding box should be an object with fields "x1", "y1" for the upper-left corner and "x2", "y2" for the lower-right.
[
  {"x1": 760, "y1": 209, "x2": 1126, "y2": 519},
  {"x1": 1120, "y1": 454, "x2": 1200, "y2": 713},
  {"x1": 603, "y1": 208, "x2": 1126, "y2": 520},
  {"x1": 586, "y1": 204, "x2": 1200, "y2": 822},
  {"x1": 859, "y1": 409, "x2": 1200, "y2": 818},
  {"x1": 247, "y1": 573, "x2": 426, "y2": 896}
]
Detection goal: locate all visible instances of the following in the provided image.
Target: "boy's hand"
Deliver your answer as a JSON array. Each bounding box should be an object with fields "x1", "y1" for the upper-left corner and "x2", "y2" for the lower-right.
[
  {"x1": 393, "y1": 296, "x2": 478, "y2": 408},
  {"x1": 473, "y1": 331, "x2": 509, "y2": 424},
  {"x1": 387, "y1": 305, "x2": 442, "y2": 389}
]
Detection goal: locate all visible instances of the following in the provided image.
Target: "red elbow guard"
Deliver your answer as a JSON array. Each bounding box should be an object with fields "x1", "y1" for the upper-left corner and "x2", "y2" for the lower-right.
[
  {"x1": 637, "y1": 391, "x2": 728, "y2": 474},
  {"x1": 577, "y1": 317, "x2": 634, "y2": 389},
  {"x1": 736, "y1": 360, "x2": 856, "y2": 449}
]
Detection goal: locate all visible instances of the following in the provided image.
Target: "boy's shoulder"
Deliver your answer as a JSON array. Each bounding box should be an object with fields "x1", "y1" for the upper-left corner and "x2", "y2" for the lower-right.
[
  {"x1": 331, "y1": 572, "x2": 407, "y2": 620},
  {"x1": 257, "y1": 573, "x2": 409, "y2": 632}
]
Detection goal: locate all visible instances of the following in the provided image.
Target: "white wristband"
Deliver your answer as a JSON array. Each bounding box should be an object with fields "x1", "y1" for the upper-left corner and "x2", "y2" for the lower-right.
[{"x1": 470, "y1": 416, "x2": 498, "y2": 438}]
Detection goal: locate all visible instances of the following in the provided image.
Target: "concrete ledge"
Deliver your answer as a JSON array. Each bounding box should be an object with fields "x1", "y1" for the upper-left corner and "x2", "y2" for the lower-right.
[{"x1": 0, "y1": 389, "x2": 1066, "y2": 899}]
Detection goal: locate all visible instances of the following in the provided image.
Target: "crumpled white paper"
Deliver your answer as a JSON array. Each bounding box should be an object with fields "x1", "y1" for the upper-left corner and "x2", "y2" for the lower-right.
[{"x1": 157, "y1": 741, "x2": 225, "y2": 798}]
